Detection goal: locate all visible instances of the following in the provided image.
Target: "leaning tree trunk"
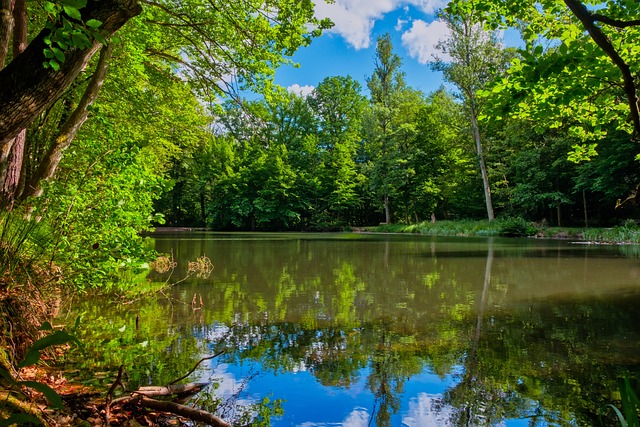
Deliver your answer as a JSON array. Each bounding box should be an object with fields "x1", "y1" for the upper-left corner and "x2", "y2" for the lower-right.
[
  {"x1": 0, "y1": 0, "x2": 141, "y2": 148},
  {"x1": 469, "y1": 99, "x2": 494, "y2": 221}
]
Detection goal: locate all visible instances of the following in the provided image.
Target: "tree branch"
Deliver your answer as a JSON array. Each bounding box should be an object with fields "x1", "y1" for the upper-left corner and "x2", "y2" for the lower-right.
[
  {"x1": 0, "y1": 0, "x2": 141, "y2": 148},
  {"x1": 138, "y1": 396, "x2": 233, "y2": 427},
  {"x1": 592, "y1": 13, "x2": 640, "y2": 28},
  {"x1": 22, "y1": 42, "x2": 114, "y2": 200},
  {"x1": 563, "y1": 0, "x2": 640, "y2": 137}
]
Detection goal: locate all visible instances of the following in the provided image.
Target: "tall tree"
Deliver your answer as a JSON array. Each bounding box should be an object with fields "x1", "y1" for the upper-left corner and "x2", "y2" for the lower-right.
[
  {"x1": 366, "y1": 33, "x2": 407, "y2": 224},
  {"x1": 431, "y1": 10, "x2": 511, "y2": 221},
  {"x1": 309, "y1": 75, "x2": 366, "y2": 224}
]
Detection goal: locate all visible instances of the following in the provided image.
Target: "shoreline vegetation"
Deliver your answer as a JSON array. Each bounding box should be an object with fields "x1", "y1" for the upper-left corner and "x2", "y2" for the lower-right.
[
  {"x1": 153, "y1": 217, "x2": 640, "y2": 245},
  {"x1": 364, "y1": 218, "x2": 640, "y2": 244}
]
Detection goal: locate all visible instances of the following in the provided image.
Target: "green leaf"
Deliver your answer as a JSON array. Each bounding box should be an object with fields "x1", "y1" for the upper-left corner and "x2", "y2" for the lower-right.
[
  {"x1": 39, "y1": 322, "x2": 53, "y2": 331},
  {"x1": 63, "y1": 5, "x2": 82, "y2": 21},
  {"x1": 49, "y1": 59, "x2": 60, "y2": 71},
  {"x1": 0, "y1": 367, "x2": 16, "y2": 385},
  {"x1": 94, "y1": 33, "x2": 107, "y2": 45},
  {"x1": 18, "y1": 350, "x2": 41, "y2": 368},
  {"x1": 18, "y1": 381, "x2": 64, "y2": 408},
  {"x1": 71, "y1": 33, "x2": 91, "y2": 48},
  {"x1": 52, "y1": 47, "x2": 65, "y2": 63},
  {"x1": 86, "y1": 19, "x2": 102, "y2": 29},
  {"x1": 0, "y1": 414, "x2": 43, "y2": 426},
  {"x1": 43, "y1": 2, "x2": 57, "y2": 14},
  {"x1": 43, "y1": 49, "x2": 54, "y2": 59},
  {"x1": 30, "y1": 330, "x2": 77, "y2": 352},
  {"x1": 599, "y1": 403, "x2": 628, "y2": 427}
]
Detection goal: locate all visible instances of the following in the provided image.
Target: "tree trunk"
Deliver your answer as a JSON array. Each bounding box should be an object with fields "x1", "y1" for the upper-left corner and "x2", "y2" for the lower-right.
[
  {"x1": 1, "y1": 0, "x2": 26, "y2": 205},
  {"x1": 583, "y1": 189, "x2": 588, "y2": 227},
  {"x1": 470, "y1": 101, "x2": 494, "y2": 221},
  {"x1": 1, "y1": 129, "x2": 23, "y2": 206},
  {"x1": 383, "y1": 194, "x2": 390, "y2": 224},
  {"x1": 0, "y1": 0, "x2": 141, "y2": 148},
  {"x1": 22, "y1": 43, "x2": 114, "y2": 200},
  {"x1": 0, "y1": 0, "x2": 12, "y2": 68}
]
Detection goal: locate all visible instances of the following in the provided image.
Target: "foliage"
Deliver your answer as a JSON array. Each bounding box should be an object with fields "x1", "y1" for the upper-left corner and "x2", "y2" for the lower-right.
[
  {"x1": 583, "y1": 221, "x2": 640, "y2": 244},
  {"x1": 0, "y1": 324, "x2": 79, "y2": 424},
  {"x1": 599, "y1": 378, "x2": 640, "y2": 427},
  {"x1": 496, "y1": 216, "x2": 537, "y2": 237},
  {"x1": 447, "y1": 0, "x2": 640, "y2": 142}
]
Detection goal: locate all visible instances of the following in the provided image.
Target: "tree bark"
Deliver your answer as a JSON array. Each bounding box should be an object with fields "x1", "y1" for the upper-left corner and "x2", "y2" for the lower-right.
[
  {"x1": 0, "y1": 0, "x2": 141, "y2": 148},
  {"x1": 1, "y1": 0, "x2": 26, "y2": 205},
  {"x1": 383, "y1": 193, "x2": 391, "y2": 224},
  {"x1": 469, "y1": 98, "x2": 494, "y2": 221},
  {"x1": 0, "y1": 0, "x2": 12, "y2": 68},
  {"x1": 22, "y1": 43, "x2": 114, "y2": 200}
]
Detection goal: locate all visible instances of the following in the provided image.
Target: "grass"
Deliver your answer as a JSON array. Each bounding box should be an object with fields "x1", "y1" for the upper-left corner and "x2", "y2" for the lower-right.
[
  {"x1": 367, "y1": 219, "x2": 501, "y2": 236},
  {"x1": 362, "y1": 218, "x2": 640, "y2": 244}
]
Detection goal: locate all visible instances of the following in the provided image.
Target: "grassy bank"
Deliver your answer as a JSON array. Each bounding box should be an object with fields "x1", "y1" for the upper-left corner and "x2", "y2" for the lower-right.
[{"x1": 363, "y1": 218, "x2": 640, "y2": 244}]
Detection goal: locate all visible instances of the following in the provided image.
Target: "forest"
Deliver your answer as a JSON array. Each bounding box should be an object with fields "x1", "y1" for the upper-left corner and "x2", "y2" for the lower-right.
[{"x1": 0, "y1": 0, "x2": 640, "y2": 425}]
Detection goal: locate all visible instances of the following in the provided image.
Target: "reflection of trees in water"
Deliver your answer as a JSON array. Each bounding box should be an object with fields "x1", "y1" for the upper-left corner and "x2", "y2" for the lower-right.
[{"x1": 142, "y1": 236, "x2": 640, "y2": 425}]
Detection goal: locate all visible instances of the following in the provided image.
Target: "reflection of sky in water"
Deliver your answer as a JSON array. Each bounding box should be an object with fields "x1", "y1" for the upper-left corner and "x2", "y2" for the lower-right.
[
  {"x1": 202, "y1": 360, "x2": 528, "y2": 426},
  {"x1": 201, "y1": 360, "x2": 540, "y2": 426}
]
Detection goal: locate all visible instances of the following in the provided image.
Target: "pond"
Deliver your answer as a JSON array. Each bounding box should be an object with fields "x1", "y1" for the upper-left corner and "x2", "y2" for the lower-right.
[{"x1": 69, "y1": 232, "x2": 640, "y2": 426}]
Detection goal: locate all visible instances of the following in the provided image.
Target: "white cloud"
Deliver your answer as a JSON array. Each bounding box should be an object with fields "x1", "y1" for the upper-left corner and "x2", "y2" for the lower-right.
[
  {"x1": 401, "y1": 18, "x2": 451, "y2": 64},
  {"x1": 403, "y1": 393, "x2": 454, "y2": 426},
  {"x1": 343, "y1": 408, "x2": 369, "y2": 427},
  {"x1": 395, "y1": 18, "x2": 408, "y2": 31},
  {"x1": 297, "y1": 407, "x2": 369, "y2": 427},
  {"x1": 313, "y1": 0, "x2": 447, "y2": 50},
  {"x1": 288, "y1": 84, "x2": 315, "y2": 97}
]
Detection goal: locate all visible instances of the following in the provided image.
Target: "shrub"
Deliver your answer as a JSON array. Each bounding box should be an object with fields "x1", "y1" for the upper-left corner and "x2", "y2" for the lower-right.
[{"x1": 497, "y1": 217, "x2": 537, "y2": 237}]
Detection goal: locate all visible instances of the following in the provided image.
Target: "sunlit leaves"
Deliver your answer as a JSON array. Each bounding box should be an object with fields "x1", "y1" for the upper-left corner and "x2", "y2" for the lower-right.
[
  {"x1": 451, "y1": 0, "x2": 640, "y2": 141},
  {"x1": 41, "y1": 0, "x2": 105, "y2": 70}
]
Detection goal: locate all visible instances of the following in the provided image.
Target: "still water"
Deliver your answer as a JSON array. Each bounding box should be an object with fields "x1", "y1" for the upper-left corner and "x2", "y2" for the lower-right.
[{"x1": 76, "y1": 232, "x2": 640, "y2": 426}]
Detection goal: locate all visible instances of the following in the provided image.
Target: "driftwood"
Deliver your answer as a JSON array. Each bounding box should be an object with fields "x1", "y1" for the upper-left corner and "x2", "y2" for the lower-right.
[
  {"x1": 138, "y1": 396, "x2": 233, "y2": 427},
  {"x1": 105, "y1": 353, "x2": 229, "y2": 426},
  {"x1": 134, "y1": 382, "x2": 209, "y2": 403}
]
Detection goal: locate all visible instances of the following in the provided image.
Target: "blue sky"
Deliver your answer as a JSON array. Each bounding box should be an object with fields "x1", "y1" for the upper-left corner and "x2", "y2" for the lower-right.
[
  {"x1": 273, "y1": 0, "x2": 519, "y2": 98},
  {"x1": 274, "y1": 0, "x2": 450, "y2": 97}
]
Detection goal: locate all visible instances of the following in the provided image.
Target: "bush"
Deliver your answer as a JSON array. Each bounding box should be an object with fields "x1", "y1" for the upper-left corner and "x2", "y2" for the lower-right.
[{"x1": 497, "y1": 217, "x2": 537, "y2": 237}]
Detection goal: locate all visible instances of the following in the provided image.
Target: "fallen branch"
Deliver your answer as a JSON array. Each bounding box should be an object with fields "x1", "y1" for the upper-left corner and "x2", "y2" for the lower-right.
[
  {"x1": 138, "y1": 396, "x2": 232, "y2": 427},
  {"x1": 134, "y1": 382, "x2": 209, "y2": 399}
]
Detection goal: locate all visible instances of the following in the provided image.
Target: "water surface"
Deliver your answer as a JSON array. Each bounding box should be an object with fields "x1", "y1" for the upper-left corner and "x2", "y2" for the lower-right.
[{"x1": 77, "y1": 233, "x2": 640, "y2": 426}]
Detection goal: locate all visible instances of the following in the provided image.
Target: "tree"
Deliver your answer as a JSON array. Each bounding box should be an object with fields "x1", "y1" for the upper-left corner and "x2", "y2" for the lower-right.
[
  {"x1": 309, "y1": 76, "x2": 367, "y2": 224},
  {"x1": 0, "y1": 0, "x2": 331, "y2": 205},
  {"x1": 0, "y1": 0, "x2": 141, "y2": 148},
  {"x1": 409, "y1": 89, "x2": 474, "y2": 220},
  {"x1": 366, "y1": 34, "x2": 409, "y2": 224},
  {"x1": 447, "y1": 0, "x2": 640, "y2": 142},
  {"x1": 431, "y1": 9, "x2": 512, "y2": 222}
]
